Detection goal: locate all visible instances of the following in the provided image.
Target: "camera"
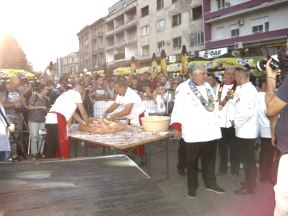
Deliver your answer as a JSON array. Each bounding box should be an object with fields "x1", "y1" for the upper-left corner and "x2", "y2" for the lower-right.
[{"x1": 257, "y1": 48, "x2": 288, "y2": 72}]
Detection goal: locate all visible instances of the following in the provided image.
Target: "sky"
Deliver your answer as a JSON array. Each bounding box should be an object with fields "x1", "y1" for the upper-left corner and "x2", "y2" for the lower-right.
[{"x1": 0, "y1": 0, "x2": 118, "y2": 71}]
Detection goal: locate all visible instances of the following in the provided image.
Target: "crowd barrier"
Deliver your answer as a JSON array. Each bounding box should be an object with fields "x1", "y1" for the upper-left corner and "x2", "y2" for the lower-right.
[{"x1": 94, "y1": 100, "x2": 158, "y2": 117}]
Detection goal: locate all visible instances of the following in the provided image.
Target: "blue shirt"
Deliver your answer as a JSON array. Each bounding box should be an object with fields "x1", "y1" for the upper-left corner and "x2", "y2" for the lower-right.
[{"x1": 276, "y1": 76, "x2": 288, "y2": 154}]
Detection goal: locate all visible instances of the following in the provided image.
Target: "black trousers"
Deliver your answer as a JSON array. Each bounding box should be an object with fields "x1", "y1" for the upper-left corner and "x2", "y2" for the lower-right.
[
  {"x1": 185, "y1": 140, "x2": 218, "y2": 193},
  {"x1": 237, "y1": 137, "x2": 257, "y2": 188},
  {"x1": 259, "y1": 138, "x2": 276, "y2": 181},
  {"x1": 218, "y1": 127, "x2": 239, "y2": 175},
  {"x1": 44, "y1": 124, "x2": 59, "y2": 158},
  {"x1": 177, "y1": 139, "x2": 187, "y2": 170}
]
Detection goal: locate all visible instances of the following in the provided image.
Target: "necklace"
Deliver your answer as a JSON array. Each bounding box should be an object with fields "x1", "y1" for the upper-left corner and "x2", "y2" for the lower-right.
[
  {"x1": 217, "y1": 81, "x2": 237, "y2": 110},
  {"x1": 188, "y1": 80, "x2": 215, "y2": 112}
]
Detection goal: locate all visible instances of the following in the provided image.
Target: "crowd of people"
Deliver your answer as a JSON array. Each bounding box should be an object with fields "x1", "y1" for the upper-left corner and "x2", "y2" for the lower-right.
[{"x1": 0, "y1": 58, "x2": 287, "y2": 215}]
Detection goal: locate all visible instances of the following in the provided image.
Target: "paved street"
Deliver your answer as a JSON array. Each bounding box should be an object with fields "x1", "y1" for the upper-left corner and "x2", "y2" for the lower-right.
[
  {"x1": 73, "y1": 141, "x2": 275, "y2": 216},
  {"x1": 148, "y1": 142, "x2": 275, "y2": 216}
]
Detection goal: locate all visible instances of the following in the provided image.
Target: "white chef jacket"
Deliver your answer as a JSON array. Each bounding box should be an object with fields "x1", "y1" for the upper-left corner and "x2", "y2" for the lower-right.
[
  {"x1": 170, "y1": 80, "x2": 221, "y2": 143},
  {"x1": 216, "y1": 83, "x2": 236, "y2": 128},
  {"x1": 257, "y1": 92, "x2": 271, "y2": 138},
  {"x1": 232, "y1": 82, "x2": 258, "y2": 139},
  {"x1": 115, "y1": 87, "x2": 145, "y2": 126}
]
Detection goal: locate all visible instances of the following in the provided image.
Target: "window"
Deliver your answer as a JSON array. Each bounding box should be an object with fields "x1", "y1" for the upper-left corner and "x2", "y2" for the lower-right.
[
  {"x1": 217, "y1": 0, "x2": 225, "y2": 9},
  {"x1": 172, "y1": 14, "x2": 181, "y2": 27},
  {"x1": 190, "y1": 32, "x2": 204, "y2": 46},
  {"x1": 192, "y1": 6, "x2": 202, "y2": 20},
  {"x1": 142, "y1": 45, "x2": 150, "y2": 56},
  {"x1": 157, "y1": 0, "x2": 164, "y2": 10},
  {"x1": 172, "y1": 0, "x2": 177, "y2": 3},
  {"x1": 157, "y1": 41, "x2": 165, "y2": 52},
  {"x1": 231, "y1": 29, "x2": 239, "y2": 38},
  {"x1": 215, "y1": 26, "x2": 225, "y2": 40},
  {"x1": 264, "y1": 22, "x2": 269, "y2": 31},
  {"x1": 71, "y1": 66, "x2": 76, "y2": 72},
  {"x1": 252, "y1": 25, "x2": 263, "y2": 34},
  {"x1": 140, "y1": 25, "x2": 150, "y2": 36},
  {"x1": 251, "y1": 17, "x2": 269, "y2": 34},
  {"x1": 141, "y1": 6, "x2": 149, "y2": 17},
  {"x1": 156, "y1": 19, "x2": 166, "y2": 31},
  {"x1": 173, "y1": 37, "x2": 181, "y2": 49}
]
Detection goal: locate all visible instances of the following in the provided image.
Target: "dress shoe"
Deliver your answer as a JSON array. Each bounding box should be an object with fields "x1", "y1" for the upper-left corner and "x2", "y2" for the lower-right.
[
  {"x1": 205, "y1": 185, "x2": 226, "y2": 194},
  {"x1": 234, "y1": 186, "x2": 254, "y2": 195}
]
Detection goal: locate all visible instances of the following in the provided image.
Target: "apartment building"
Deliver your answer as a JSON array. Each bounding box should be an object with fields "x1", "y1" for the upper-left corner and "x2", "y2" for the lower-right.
[
  {"x1": 59, "y1": 52, "x2": 79, "y2": 75},
  {"x1": 137, "y1": 0, "x2": 204, "y2": 64},
  {"x1": 78, "y1": 17, "x2": 106, "y2": 72},
  {"x1": 203, "y1": 0, "x2": 288, "y2": 58},
  {"x1": 77, "y1": 0, "x2": 207, "y2": 73},
  {"x1": 105, "y1": 0, "x2": 138, "y2": 70}
]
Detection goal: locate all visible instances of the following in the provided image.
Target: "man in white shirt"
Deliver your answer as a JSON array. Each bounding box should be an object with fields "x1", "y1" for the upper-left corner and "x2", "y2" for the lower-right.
[
  {"x1": 171, "y1": 64, "x2": 225, "y2": 198},
  {"x1": 216, "y1": 67, "x2": 239, "y2": 176},
  {"x1": 45, "y1": 84, "x2": 88, "y2": 158},
  {"x1": 257, "y1": 76, "x2": 276, "y2": 184},
  {"x1": 232, "y1": 68, "x2": 258, "y2": 195},
  {"x1": 104, "y1": 80, "x2": 146, "y2": 159},
  {"x1": 104, "y1": 80, "x2": 145, "y2": 126}
]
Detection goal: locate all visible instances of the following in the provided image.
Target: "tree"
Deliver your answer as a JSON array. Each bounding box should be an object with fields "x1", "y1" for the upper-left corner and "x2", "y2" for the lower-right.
[{"x1": 0, "y1": 34, "x2": 29, "y2": 70}]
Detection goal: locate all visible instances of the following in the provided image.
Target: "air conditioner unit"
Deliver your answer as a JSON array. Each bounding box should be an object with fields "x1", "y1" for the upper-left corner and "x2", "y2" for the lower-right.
[
  {"x1": 234, "y1": 42, "x2": 243, "y2": 49},
  {"x1": 238, "y1": 19, "x2": 244, "y2": 26}
]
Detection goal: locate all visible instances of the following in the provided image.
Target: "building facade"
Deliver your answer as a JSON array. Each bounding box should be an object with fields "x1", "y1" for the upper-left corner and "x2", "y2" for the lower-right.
[
  {"x1": 60, "y1": 52, "x2": 79, "y2": 75},
  {"x1": 105, "y1": 0, "x2": 138, "y2": 70},
  {"x1": 137, "y1": 0, "x2": 204, "y2": 63},
  {"x1": 77, "y1": 0, "x2": 205, "y2": 73},
  {"x1": 203, "y1": 0, "x2": 288, "y2": 57}
]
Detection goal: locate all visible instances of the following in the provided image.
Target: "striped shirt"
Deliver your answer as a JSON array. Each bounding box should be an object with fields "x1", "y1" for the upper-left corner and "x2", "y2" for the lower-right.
[{"x1": 28, "y1": 94, "x2": 47, "y2": 123}]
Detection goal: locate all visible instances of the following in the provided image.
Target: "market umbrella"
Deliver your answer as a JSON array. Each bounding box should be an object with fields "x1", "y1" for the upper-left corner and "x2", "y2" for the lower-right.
[
  {"x1": 180, "y1": 45, "x2": 188, "y2": 76},
  {"x1": 130, "y1": 56, "x2": 137, "y2": 76},
  {"x1": 0, "y1": 69, "x2": 35, "y2": 79},
  {"x1": 113, "y1": 67, "x2": 130, "y2": 75},
  {"x1": 160, "y1": 49, "x2": 167, "y2": 74}
]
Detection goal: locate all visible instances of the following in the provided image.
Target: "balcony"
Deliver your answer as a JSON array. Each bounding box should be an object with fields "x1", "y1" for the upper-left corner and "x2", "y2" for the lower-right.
[
  {"x1": 204, "y1": 0, "x2": 287, "y2": 22},
  {"x1": 105, "y1": 18, "x2": 138, "y2": 37},
  {"x1": 205, "y1": 28, "x2": 288, "y2": 49}
]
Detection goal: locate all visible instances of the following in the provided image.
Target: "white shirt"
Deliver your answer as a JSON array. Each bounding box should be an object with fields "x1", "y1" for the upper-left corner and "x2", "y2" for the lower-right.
[
  {"x1": 171, "y1": 80, "x2": 221, "y2": 143},
  {"x1": 155, "y1": 95, "x2": 166, "y2": 113},
  {"x1": 233, "y1": 82, "x2": 258, "y2": 139},
  {"x1": 46, "y1": 89, "x2": 82, "y2": 124},
  {"x1": 216, "y1": 83, "x2": 236, "y2": 128},
  {"x1": 257, "y1": 92, "x2": 271, "y2": 138},
  {"x1": 115, "y1": 87, "x2": 145, "y2": 126}
]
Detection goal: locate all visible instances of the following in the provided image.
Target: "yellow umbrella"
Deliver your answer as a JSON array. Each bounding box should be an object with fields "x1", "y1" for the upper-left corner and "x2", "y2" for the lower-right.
[
  {"x1": 167, "y1": 63, "x2": 181, "y2": 73},
  {"x1": 180, "y1": 45, "x2": 188, "y2": 76},
  {"x1": 95, "y1": 69, "x2": 105, "y2": 77},
  {"x1": 130, "y1": 56, "x2": 137, "y2": 76},
  {"x1": 188, "y1": 60, "x2": 218, "y2": 70},
  {"x1": 160, "y1": 49, "x2": 167, "y2": 74},
  {"x1": 136, "y1": 67, "x2": 150, "y2": 74},
  {"x1": 0, "y1": 69, "x2": 35, "y2": 78},
  {"x1": 113, "y1": 67, "x2": 131, "y2": 75}
]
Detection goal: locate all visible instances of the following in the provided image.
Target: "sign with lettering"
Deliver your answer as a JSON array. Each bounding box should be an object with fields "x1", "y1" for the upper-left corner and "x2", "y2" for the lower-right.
[{"x1": 199, "y1": 47, "x2": 228, "y2": 59}]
